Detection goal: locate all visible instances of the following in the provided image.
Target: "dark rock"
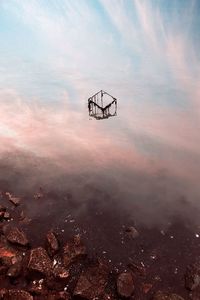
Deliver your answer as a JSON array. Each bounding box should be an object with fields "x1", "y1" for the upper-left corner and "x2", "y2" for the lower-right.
[
  {"x1": 103, "y1": 293, "x2": 116, "y2": 300},
  {"x1": 6, "y1": 227, "x2": 29, "y2": 246},
  {"x1": 46, "y1": 231, "x2": 59, "y2": 256},
  {"x1": 5, "y1": 192, "x2": 20, "y2": 206},
  {"x1": 3, "y1": 212, "x2": 11, "y2": 220},
  {"x1": 128, "y1": 261, "x2": 146, "y2": 277},
  {"x1": 125, "y1": 226, "x2": 139, "y2": 239},
  {"x1": 63, "y1": 235, "x2": 86, "y2": 267},
  {"x1": 117, "y1": 272, "x2": 134, "y2": 298},
  {"x1": 28, "y1": 279, "x2": 47, "y2": 295},
  {"x1": 0, "y1": 206, "x2": 6, "y2": 212},
  {"x1": 185, "y1": 262, "x2": 200, "y2": 291},
  {"x1": 74, "y1": 263, "x2": 109, "y2": 299},
  {"x1": 141, "y1": 283, "x2": 153, "y2": 294},
  {"x1": 153, "y1": 291, "x2": 185, "y2": 300},
  {"x1": 27, "y1": 247, "x2": 52, "y2": 278},
  {"x1": 52, "y1": 264, "x2": 69, "y2": 281},
  {"x1": 7, "y1": 261, "x2": 22, "y2": 278},
  {"x1": 0, "y1": 289, "x2": 33, "y2": 300},
  {"x1": 46, "y1": 264, "x2": 69, "y2": 291},
  {"x1": 46, "y1": 291, "x2": 70, "y2": 300},
  {"x1": 0, "y1": 245, "x2": 20, "y2": 267},
  {"x1": 0, "y1": 211, "x2": 5, "y2": 221}
]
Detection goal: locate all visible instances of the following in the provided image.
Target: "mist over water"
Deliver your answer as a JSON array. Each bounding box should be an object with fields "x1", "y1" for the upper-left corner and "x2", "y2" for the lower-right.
[{"x1": 0, "y1": 97, "x2": 200, "y2": 230}]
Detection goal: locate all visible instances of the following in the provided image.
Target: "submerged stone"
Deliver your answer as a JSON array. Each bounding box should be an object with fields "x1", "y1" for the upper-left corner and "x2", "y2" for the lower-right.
[
  {"x1": 6, "y1": 227, "x2": 29, "y2": 247},
  {"x1": 153, "y1": 291, "x2": 185, "y2": 300},
  {"x1": 63, "y1": 235, "x2": 86, "y2": 267},
  {"x1": 46, "y1": 231, "x2": 59, "y2": 256},
  {"x1": 74, "y1": 264, "x2": 109, "y2": 299},
  {"x1": 117, "y1": 272, "x2": 134, "y2": 298},
  {"x1": 185, "y1": 262, "x2": 200, "y2": 291},
  {"x1": 27, "y1": 247, "x2": 52, "y2": 277},
  {"x1": 0, "y1": 289, "x2": 33, "y2": 300}
]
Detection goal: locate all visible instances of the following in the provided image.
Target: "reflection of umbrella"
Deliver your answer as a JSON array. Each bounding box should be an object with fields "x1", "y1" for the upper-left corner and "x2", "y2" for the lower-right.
[{"x1": 88, "y1": 90, "x2": 117, "y2": 120}]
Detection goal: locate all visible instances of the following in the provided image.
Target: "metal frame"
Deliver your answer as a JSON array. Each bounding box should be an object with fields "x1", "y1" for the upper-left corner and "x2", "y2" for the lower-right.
[{"x1": 88, "y1": 90, "x2": 117, "y2": 120}]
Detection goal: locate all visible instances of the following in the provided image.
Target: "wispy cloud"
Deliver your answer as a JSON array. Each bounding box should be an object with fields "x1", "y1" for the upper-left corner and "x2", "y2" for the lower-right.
[{"x1": 0, "y1": 0, "x2": 200, "y2": 184}]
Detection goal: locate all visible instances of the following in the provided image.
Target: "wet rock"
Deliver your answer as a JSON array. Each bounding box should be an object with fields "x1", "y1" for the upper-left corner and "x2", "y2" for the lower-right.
[
  {"x1": 117, "y1": 272, "x2": 134, "y2": 298},
  {"x1": 28, "y1": 279, "x2": 47, "y2": 295},
  {"x1": 185, "y1": 262, "x2": 200, "y2": 291},
  {"x1": 27, "y1": 247, "x2": 52, "y2": 278},
  {"x1": 0, "y1": 207, "x2": 6, "y2": 221},
  {"x1": 3, "y1": 212, "x2": 11, "y2": 220},
  {"x1": 103, "y1": 293, "x2": 116, "y2": 300},
  {"x1": 0, "y1": 289, "x2": 33, "y2": 300},
  {"x1": 5, "y1": 192, "x2": 20, "y2": 206},
  {"x1": 46, "y1": 264, "x2": 70, "y2": 291},
  {"x1": 7, "y1": 261, "x2": 22, "y2": 278},
  {"x1": 0, "y1": 208, "x2": 11, "y2": 222},
  {"x1": 63, "y1": 235, "x2": 86, "y2": 267},
  {"x1": 153, "y1": 291, "x2": 185, "y2": 300},
  {"x1": 34, "y1": 188, "x2": 44, "y2": 200},
  {"x1": 128, "y1": 261, "x2": 146, "y2": 276},
  {"x1": 46, "y1": 291, "x2": 70, "y2": 300},
  {"x1": 125, "y1": 226, "x2": 139, "y2": 239},
  {"x1": 46, "y1": 231, "x2": 59, "y2": 256},
  {"x1": 0, "y1": 245, "x2": 19, "y2": 267},
  {"x1": 74, "y1": 264, "x2": 109, "y2": 299},
  {"x1": 52, "y1": 264, "x2": 69, "y2": 280},
  {"x1": 0, "y1": 211, "x2": 5, "y2": 221},
  {"x1": 19, "y1": 211, "x2": 31, "y2": 224},
  {"x1": 6, "y1": 227, "x2": 29, "y2": 246},
  {"x1": 141, "y1": 283, "x2": 153, "y2": 294},
  {"x1": 0, "y1": 205, "x2": 6, "y2": 212}
]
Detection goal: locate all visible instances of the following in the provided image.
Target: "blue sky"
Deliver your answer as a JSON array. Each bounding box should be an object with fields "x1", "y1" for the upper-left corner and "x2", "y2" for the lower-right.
[
  {"x1": 0, "y1": 0, "x2": 199, "y2": 106},
  {"x1": 0, "y1": 0, "x2": 200, "y2": 186}
]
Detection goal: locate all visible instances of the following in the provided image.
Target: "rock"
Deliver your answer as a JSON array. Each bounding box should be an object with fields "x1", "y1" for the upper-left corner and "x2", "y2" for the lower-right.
[
  {"x1": 28, "y1": 279, "x2": 47, "y2": 295},
  {"x1": 128, "y1": 261, "x2": 146, "y2": 276},
  {"x1": 7, "y1": 261, "x2": 22, "y2": 278},
  {"x1": 74, "y1": 264, "x2": 109, "y2": 299},
  {"x1": 141, "y1": 283, "x2": 153, "y2": 294},
  {"x1": 63, "y1": 235, "x2": 86, "y2": 267},
  {"x1": 0, "y1": 289, "x2": 33, "y2": 300},
  {"x1": 6, "y1": 227, "x2": 29, "y2": 246},
  {"x1": 185, "y1": 263, "x2": 200, "y2": 291},
  {"x1": 5, "y1": 192, "x2": 20, "y2": 206},
  {"x1": 52, "y1": 264, "x2": 69, "y2": 280},
  {"x1": 27, "y1": 247, "x2": 52, "y2": 278},
  {"x1": 0, "y1": 207, "x2": 6, "y2": 221},
  {"x1": 0, "y1": 245, "x2": 19, "y2": 267},
  {"x1": 46, "y1": 264, "x2": 69, "y2": 291},
  {"x1": 153, "y1": 291, "x2": 185, "y2": 300},
  {"x1": 46, "y1": 291, "x2": 70, "y2": 300},
  {"x1": 103, "y1": 293, "x2": 116, "y2": 300},
  {"x1": 125, "y1": 226, "x2": 139, "y2": 239},
  {"x1": 0, "y1": 211, "x2": 5, "y2": 221},
  {"x1": 117, "y1": 272, "x2": 134, "y2": 298},
  {"x1": 46, "y1": 231, "x2": 59, "y2": 256},
  {"x1": 0, "y1": 206, "x2": 6, "y2": 212},
  {"x1": 3, "y1": 212, "x2": 11, "y2": 220}
]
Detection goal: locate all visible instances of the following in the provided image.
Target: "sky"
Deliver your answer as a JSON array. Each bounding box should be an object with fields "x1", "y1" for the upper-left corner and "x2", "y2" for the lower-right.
[{"x1": 0, "y1": 0, "x2": 200, "y2": 192}]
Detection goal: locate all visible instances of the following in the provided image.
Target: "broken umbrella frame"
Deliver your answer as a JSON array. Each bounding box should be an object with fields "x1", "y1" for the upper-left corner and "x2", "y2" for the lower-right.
[{"x1": 88, "y1": 90, "x2": 117, "y2": 120}]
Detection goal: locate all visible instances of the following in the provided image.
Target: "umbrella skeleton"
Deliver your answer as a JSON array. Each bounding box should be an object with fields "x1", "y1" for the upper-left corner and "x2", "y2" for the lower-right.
[{"x1": 88, "y1": 90, "x2": 117, "y2": 120}]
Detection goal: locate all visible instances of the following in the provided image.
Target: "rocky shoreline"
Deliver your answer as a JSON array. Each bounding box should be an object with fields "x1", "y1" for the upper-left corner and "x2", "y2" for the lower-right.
[{"x1": 0, "y1": 191, "x2": 200, "y2": 300}]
